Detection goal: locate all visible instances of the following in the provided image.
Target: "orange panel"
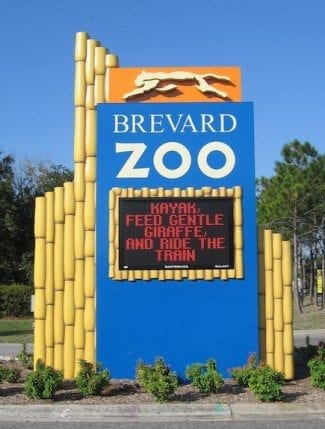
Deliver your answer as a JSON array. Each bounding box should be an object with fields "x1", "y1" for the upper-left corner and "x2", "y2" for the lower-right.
[{"x1": 108, "y1": 67, "x2": 241, "y2": 103}]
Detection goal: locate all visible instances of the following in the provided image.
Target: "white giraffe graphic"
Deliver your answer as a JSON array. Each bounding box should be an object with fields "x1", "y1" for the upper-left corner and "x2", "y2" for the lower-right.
[{"x1": 123, "y1": 70, "x2": 232, "y2": 101}]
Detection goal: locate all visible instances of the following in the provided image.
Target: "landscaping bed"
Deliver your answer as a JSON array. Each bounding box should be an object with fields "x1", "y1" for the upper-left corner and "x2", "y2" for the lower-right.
[{"x1": 0, "y1": 348, "x2": 324, "y2": 405}]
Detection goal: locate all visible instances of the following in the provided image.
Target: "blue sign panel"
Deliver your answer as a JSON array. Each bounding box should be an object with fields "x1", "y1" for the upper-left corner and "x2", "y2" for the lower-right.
[{"x1": 96, "y1": 102, "x2": 258, "y2": 378}]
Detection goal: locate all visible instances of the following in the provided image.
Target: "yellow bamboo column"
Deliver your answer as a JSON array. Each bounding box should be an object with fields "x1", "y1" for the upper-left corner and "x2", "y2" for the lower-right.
[
  {"x1": 74, "y1": 32, "x2": 88, "y2": 374},
  {"x1": 34, "y1": 197, "x2": 46, "y2": 367},
  {"x1": 74, "y1": 32, "x2": 88, "y2": 108},
  {"x1": 258, "y1": 228, "x2": 266, "y2": 362},
  {"x1": 84, "y1": 94, "x2": 97, "y2": 361},
  {"x1": 54, "y1": 186, "x2": 64, "y2": 371},
  {"x1": 273, "y1": 233, "x2": 284, "y2": 373},
  {"x1": 104, "y1": 53, "x2": 119, "y2": 102},
  {"x1": 63, "y1": 182, "x2": 75, "y2": 379},
  {"x1": 104, "y1": 49, "x2": 119, "y2": 302},
  {"x1": 45, "y1": 191, "x2": 54, "y2": 367},
  {"x1": 282, "y1": 240, "x2": 294, "y2": 379},
  {"x1": 108, "y1": 189, "x2": 116, "y2": 279},
  {"x1": 225, "y1": 188, "x2": 235, "y2": 279},
  {"x1": 74, "y1": 174, "x2": 85, "y2": 374},
  {"x1": 113, "y1": 188, "x2": 122, "y2": 280},
  {"x1": 83, "y1": 37, "x2": 98, "y2": 365},
  {"x1": 264, "y1": 229, "x2": 274, "y2": 368},
  {"x1": 95, "y1": 46, "x2": 106, "y2": 104},
  {"x1": 233, "y1": 186, "x2": 243, "y2": 279}
]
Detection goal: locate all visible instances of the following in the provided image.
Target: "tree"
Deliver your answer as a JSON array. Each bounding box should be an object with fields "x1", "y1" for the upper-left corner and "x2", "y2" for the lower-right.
[
  {"x1": 0, "y1": 151, "x2": 16, "y2": 283},
  {"x1": 14, "y1": 159, "x2": 73, "y2": 284},
  {"x1": 257, "y1": 140, "x2": 325, "y2": 312},
  {"x1": 0, "y1": 150, "x2": 73, "y2": 285}
]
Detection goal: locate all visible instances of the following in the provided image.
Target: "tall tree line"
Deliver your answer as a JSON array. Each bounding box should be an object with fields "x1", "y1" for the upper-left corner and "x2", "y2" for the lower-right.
[
  {"x1": 0, "y1": 149, "x2": 73, "y2": 285},
  {"x1": 257, "y1": 140, "x2": 325, "y2": 311}
]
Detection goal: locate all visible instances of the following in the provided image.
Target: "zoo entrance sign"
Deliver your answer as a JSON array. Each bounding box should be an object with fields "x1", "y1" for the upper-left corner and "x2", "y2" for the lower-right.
[{"x1": 96, "y1": 67, "x2": 258, "y2": 378}]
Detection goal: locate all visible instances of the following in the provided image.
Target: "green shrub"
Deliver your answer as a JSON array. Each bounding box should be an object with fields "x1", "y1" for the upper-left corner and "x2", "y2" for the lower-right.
[
  {"x1": 4, "y1": 367, "x2": 20, "y2": 383},
  {"x1": 24, "y1": 359, "x2": 63, "y2": 399},
  {"x1": 76, "y1": 359, "x2": 110, "y2": 396},
  {"x1": 186, "y1": 359, "x2": 224, "y2": 393},
  {"x1": 0, "y1": 365, "x2": 5, "y2": 383},
  {"x1": 307, "y1": 345, "x2": 325, "y2": 389},
  {"x1": 248, "y1": 364, "x2": 284, "y2": 402},
  {"x1": 0, "y1": 284, "x2": 33, "y2": 317},
  {"x1": 17, "y1": 341, "x2": 34, "y2": 369},
  {"x1": 136, "y1": 357, "x2": 179, "y2": 402},
  {"x1": 230, "y1": 354, "x2": 258, "y2": 386},
  {"x1": 0, "y1": 365, "x2": 19, "y2": 383}
]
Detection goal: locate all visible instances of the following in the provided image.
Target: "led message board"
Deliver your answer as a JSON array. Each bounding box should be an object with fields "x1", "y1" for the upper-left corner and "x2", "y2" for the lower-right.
[{"x1": 119, "y1": 197, "x2": 233, "y2": 270}]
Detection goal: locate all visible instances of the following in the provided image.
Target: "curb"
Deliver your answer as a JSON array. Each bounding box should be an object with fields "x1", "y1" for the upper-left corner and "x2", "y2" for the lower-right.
[{"x1": 0, "y1": 403, "x2": 324, "y2": 422}]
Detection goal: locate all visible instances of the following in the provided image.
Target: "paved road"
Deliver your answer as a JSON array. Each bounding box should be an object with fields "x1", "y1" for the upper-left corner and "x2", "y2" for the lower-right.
[
  {"x1": 294, "y1": 329, "x2": 325, "y2": 347},
  {"x1": 0, "y1": 342, "x2": 33, "y2": 359},
  {"x1": 1, "y1": 329, "x2": 324, "y2": 359},
  {"x1": 0, "y1": 420, "x2": 323, "y2": 429}
]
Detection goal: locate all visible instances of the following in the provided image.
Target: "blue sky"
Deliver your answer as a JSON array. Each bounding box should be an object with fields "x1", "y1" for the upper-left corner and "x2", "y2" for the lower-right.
[{"x1": 0, "y1": 0, "x2": 324, "y2": 177}]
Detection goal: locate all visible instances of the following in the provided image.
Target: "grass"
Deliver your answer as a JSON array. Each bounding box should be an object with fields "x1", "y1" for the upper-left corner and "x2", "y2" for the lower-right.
[
  {"x1": 293, "y1": 301, "x2": 325, "y2": 330},
  {"x1": 0, "y1": 318, "x2": 33, "y2": 343},
  {"x1": 0, "y1": 301, "x2": 323, "y2": 344}
]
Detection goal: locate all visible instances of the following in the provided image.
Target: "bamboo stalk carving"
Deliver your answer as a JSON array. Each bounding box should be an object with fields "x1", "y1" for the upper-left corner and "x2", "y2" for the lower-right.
[
  {"x1": 63, "y1": 182, "x2": 75, "y2": 380},
  {"x1": 45, "y1": 191, "x2": 55, "y2": 367},
  {"x1": 264, "y1": 229, "x2": 274, "y2": 368},
  {"x1": 282, "y1": 240, "x2": 294, "y2": 380},
  {"x1": 260, "y1": 229, "x2": 294, "y2": 380},
  {"x1": 258, "y1": 228, "x2": 266, "y2": 363},
  {"x1": 74, "y1": 31, "x2": 88, "y2": 375},
  {"x1": 34, "y1": 197, "x2": 46, "y2": 367},
  {"x1": 54, "y1": 186, "x2": 64, "y2": 370}
]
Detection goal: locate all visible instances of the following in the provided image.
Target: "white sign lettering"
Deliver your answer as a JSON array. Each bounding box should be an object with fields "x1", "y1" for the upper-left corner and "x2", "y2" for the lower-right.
[{"x1": 115, "y1": 141, "x2": 236, "y2": 179}]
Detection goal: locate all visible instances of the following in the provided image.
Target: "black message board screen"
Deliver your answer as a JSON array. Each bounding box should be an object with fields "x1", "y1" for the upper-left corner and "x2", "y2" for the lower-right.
[{"x1": 118, "y1": 197, "x2": 234, "y2": 270}]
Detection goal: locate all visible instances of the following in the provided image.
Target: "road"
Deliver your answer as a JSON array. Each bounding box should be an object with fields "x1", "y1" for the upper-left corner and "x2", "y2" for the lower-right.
[
  {"x1": 293, "y1": 329, "x2": 325, "y2": 347},
  {"x1": 0, "y1": 419, "x2": 323, "y2": 429},
  {"x1": 1, "y1": 329, "x2": 324, "y2": 359}
]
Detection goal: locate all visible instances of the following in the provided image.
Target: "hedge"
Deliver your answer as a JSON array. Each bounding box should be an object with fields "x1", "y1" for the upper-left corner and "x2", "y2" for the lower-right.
[{"x1": 0, "y1": 285, "x2": 33, "y2": 317}]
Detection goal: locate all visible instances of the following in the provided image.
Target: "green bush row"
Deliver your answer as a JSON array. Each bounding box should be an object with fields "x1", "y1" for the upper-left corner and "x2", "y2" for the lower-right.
[
  {"x1": 22, "y1": 359, "x2": 111, "y2": 399},
  {"x1": 136, "y1": 356, "x2": 286, "y2": 402},
  {"x1": 1, "y1": 348, "x2": 324, "y2": 401},
  {"x1": 0, "y1": 284, "x2": 33, "y2": 317}
]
